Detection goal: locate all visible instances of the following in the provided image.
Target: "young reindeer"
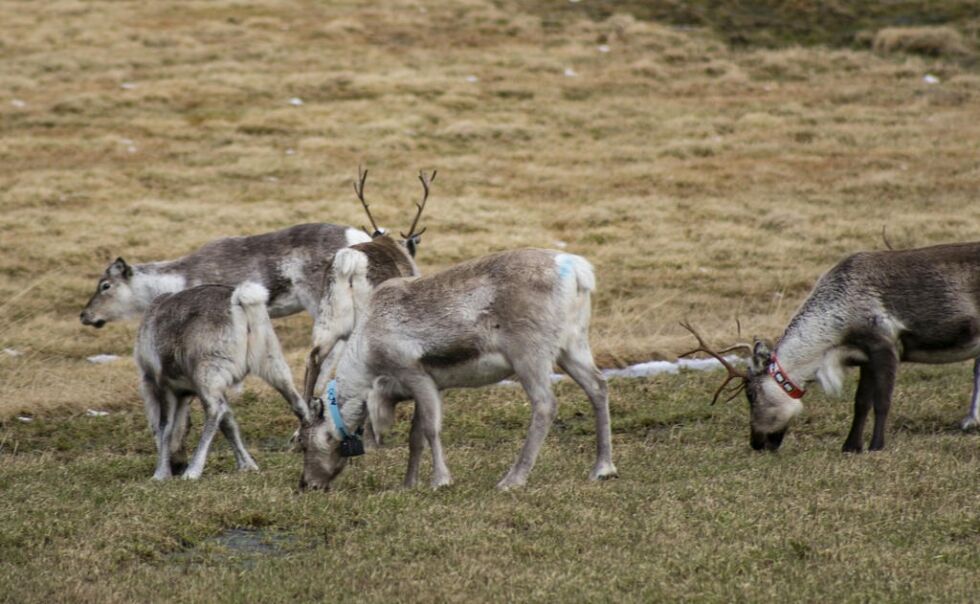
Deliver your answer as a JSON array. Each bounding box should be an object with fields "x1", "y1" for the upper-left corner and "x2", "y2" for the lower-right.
[
  {"x1": 302, "y1": 167, "x2": 432, "y2": 402},
  {"x1": 297, "y1": 249, "x2": 618, "y2": 491},
  {"x1": 80, "y1": 198, "x2": 381, "y2": 328},
  {"x1": 683, "y1": 241, "x2": 980, "y2": 452},
  {"x1": 136, "y1": 282, "x2": 307, "y2": 480}
]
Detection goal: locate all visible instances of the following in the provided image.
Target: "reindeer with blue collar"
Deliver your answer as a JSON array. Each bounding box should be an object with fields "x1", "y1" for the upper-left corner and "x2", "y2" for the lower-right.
[{"x1": 298, "y1": 249, "x2": 618, "y2": 491}]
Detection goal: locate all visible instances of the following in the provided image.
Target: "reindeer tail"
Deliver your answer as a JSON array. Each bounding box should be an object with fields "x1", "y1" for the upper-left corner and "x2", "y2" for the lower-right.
[
  {"x1": 231, "y1": 282, "x2": 280, "y2": 376},
  {"x1": 555, "y1": 253, "x2": 596, "y2": 293}
]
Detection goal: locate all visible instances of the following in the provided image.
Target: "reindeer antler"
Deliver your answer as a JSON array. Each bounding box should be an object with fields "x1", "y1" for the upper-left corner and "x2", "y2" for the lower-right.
[
  {"x1": 353, "y1": 165, "x2": 382, "y2": 236},
  {"x1": 679, "y1": 321, "x2": 749, "y2": 405},
  {"x1": 400, "y1": 170, "x2": 436, "y2": 239}
]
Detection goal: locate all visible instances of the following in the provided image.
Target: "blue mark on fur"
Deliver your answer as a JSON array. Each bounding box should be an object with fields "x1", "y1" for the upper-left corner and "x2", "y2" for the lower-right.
[{"x1": 558, "y1": 256, "x2": 574, "y2": 279}]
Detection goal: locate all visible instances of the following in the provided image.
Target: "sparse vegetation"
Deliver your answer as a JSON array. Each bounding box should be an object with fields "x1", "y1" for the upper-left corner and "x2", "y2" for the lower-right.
[{"x1": 1, "y1": 0, "x2": 978, "y2": 601}]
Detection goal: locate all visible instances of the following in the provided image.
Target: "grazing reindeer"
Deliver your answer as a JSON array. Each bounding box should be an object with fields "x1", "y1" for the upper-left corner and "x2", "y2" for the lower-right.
[
  {"x1": 80, "y1": 167, "x2": 440, "y2": 329},
  {"x1": 302, "y1": 167, "x2": 433, "y2": 402},
  {"x1": 136, "y1": 282, "x2": 307, "y2": 480},
  {"x1": 683, "y1": 241, "x2": 980, "y2": 452},
  {"x1": 297, "y1": 249, "x2": 618, "y2": 491}
]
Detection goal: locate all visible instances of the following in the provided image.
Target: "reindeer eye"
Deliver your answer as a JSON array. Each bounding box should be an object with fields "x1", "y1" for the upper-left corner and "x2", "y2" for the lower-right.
[{"x1": 100, "y1": 282, "x2": 111, "y2": 291}]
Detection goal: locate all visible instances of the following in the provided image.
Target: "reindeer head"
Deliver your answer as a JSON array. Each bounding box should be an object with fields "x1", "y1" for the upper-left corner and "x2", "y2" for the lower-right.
[
  {"x1": 743, "y1": 338, "x2": 803, "y2": 451},
  {"x1": 298, "y1": 378, "x2": 381, "y2": 491},
  {"x1": 80, "y1": 257, "x2": 136, "y2": 328},
  {"x1": 299, "y1": 377, "x2": 397, "y2": 491},
  {"x1": 353, "y1": 166, "x2": 436, "y2": 259},
  {"x1": 681, "y1": 323, "x2": 799, "y2": 452}
]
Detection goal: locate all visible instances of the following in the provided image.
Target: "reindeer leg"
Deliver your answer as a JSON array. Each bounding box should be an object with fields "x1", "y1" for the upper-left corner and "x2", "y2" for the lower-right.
[
  {"x1": 868, "y1": 345, "x2": 899, "y2": 452},
  {"x1": 407, "y1": 377, "x2": 452, "y2": 489},
  {"x1": 498, "y1": 359, "x2": 558, "y2": 490},
  {"x1": 219, "y1": 409, "x2": 259, "y2": 472},
  {"x1": 168, "y1": 395, "x2": 192, "y2": 475},
  {"x1": 959, "y1": 357, "x2": 980, "y2": 431},
  {"x1": 144, "y1": 383, "x2": 176, "y2": 481},
  {"x1": 559, "y1": 345, "x2": 617, "y2": 481},
  {"x1": 182, "y1": 391, "x2": 228, "y2": 480},
  {"x1": 843, "y1": 366, "x2": 875, "y2": 453},
  {"x1": 404, "y1": 403, "x2": 425, "y2": 488}
]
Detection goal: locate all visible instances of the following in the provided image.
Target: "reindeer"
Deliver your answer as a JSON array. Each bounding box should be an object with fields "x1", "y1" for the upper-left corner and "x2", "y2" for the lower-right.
[
  {"x1": 302, "y1": 167, "x2": 433, "y2": 402},
  {"x1": 136, "y1": 282, "x2": 307, "y2": 480},
  {"x1": 80, "y1": 170, "x2": 428, "y2": 328},
  {"x1": 297, "y1": 249, "x2": 618, "y2": 491},
  {"x1": 682, "y1": 241, "x2": 980, "y2": 452}
]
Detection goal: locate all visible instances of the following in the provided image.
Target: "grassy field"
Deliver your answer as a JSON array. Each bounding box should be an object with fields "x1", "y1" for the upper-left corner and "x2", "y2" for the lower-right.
[
  {"x1": 2, "y1": 368, "x2": 978, "y2": 602},
  {"x1": 1, "y1": 0, "x2": 979, "y2": 601}
]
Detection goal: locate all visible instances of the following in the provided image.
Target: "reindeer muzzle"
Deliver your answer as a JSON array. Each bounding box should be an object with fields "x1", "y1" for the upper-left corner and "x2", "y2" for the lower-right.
[
  {"x1": 751, "y1": 428, "x2": 786, "y2": 452},
  {"x1": 80, "y1": 312, "x2": 106, "y2": 328}
]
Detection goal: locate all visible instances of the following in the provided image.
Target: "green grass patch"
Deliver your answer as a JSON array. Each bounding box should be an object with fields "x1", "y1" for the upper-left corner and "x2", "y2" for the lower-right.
[{"x1": 2, "y1": 366, "x2": 977, "y2": 602}]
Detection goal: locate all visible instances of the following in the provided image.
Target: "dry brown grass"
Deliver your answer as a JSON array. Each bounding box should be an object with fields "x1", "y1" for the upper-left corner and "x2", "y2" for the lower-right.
[{"x1": 1, "y1": 0, "x2": 979, "y2": 419}]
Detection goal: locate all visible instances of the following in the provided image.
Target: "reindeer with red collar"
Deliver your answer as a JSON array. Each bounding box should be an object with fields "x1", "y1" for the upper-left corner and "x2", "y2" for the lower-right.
[{"x1": 684, "y1": 241, "x2": 980, "y2": 452}]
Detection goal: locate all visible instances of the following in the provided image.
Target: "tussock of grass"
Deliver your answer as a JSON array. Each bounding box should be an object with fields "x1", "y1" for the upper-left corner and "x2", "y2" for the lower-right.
[{"x1": 872, "y1": 26, "x2": 972, "y2": 58}]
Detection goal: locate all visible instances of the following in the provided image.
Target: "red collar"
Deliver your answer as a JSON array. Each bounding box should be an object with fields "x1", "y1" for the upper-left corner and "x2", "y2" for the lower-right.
[{"x1": 767, "y1": 355, "x2": 806, "y2": 399}]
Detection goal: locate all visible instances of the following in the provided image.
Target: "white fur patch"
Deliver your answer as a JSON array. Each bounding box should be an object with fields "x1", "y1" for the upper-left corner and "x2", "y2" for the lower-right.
[
  {"x1": 333, "y1": 248, "x2": 368, "y2": 279},
  {"x1": 130, "y1": 271, "x2": 186, "y2": 309},
  {"x1": 345, "y1": 227, "x2": 372, "y2": 246},
  {"x1": 233, "y1": 282, "x2": 269, "y2": 306}
]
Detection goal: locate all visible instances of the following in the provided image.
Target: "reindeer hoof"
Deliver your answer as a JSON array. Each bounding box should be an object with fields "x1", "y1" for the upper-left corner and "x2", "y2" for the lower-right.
[
  {"x1": 589, "y1": 463, "x2": 619, "y2": 481},
  {"x1": 430, "y1": 476, "x2": 453, "y2": 490},
  {"x1": 841, "y1": 443, "x2": 863, "y2": 454},
  {"x1": 496, "y1": 477, "x2": 526, "y2": 491},
  {"x1": 960, "y1": 416, "x2": 979, "y2": 431}
]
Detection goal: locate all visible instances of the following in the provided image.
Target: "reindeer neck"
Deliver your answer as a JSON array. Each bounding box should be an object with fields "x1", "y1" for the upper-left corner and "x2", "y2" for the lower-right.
[
  {"x1": 772, "y1": 314, "x2": 840, "y2": 387},
  {"x1": 340, "y1": 397, "x2": 368, "y2": 432},
  {"x1": 130, "y1": 264, "x2": 187, "y2": 309}
]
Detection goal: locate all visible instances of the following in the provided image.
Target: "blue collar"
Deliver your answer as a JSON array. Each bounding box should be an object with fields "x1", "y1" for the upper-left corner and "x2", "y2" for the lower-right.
[{"x1": 326, "y1": 380, "x2": 352, "y2": 439}]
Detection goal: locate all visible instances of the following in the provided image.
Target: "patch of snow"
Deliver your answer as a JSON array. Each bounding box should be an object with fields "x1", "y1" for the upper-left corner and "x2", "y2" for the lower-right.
[
  {"x1": 120, "y1": 82, "x2": 137, "y2": 90},
  {"x1": 87, "y1": 354, "x2": 120, "y2": 364},
  {"x1": 554, "y1": 240, "x2": 568, "y2": 249},
  {"x1": 285, "y1": 148, "x2": 296, "y2": 155},
  {"x1": 288, "y1": 97, "x2": 304, "y2": 106},
  {"x1": 126, "y1": 146, "x2": 137, "y2": 154},
  {"x1": 3, "y1": 348, "x2": 23, "y2": 357},
  {"x1": 564, "y1": 67, "x2": 578, "y2": 78},
  {"x1": 465, "y1": 75, "x2": 479, "y2": 83},
  {"x1": 497, "y1": 356, "x2": 744, "y2": 386},
  {"x1": 597, "y1": 45, "x2": 610, "y2": 53},
  {"x1": 11, "y1": 99, "x2": 26, "y2": 108},
  {"x1": 922, "y1": 74, "x2": 940, "y2": 85},
  {"x1": 85, "y1": 409, "x2": 110, "y2": 417},
  {"x1": 17, "y1": 416, "x2": 33, "y2": 423}
]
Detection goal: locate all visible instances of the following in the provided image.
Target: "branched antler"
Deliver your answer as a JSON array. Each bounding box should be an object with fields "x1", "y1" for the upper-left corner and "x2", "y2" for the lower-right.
[
  {"x1": 400, "y1": 170, "x2": 436, "y2": 239},
  {"x1": 679, "y1": 321, "x2": 749, "y2": 405},
  {"x1": 353, "y1": 165, "x2": 382, "y2": 236}
]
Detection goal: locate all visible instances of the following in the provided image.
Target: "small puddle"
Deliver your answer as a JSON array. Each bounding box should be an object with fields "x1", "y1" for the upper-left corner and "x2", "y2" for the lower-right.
[
  {"x1": 172, "y1": 528, "x2": 306, "y2": 567},
  {"x1": 210, "y1": 528, "x2": 295, "y2": 555}
]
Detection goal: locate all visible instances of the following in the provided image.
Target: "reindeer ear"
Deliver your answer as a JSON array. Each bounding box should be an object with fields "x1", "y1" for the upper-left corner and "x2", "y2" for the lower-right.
[
  {"x1": 751, "y1": 339, "x2": 772, "y2": 373},
  {"x1": 108, "y1": 257, "x2": 133, "y2": 280},
  {"x1": 405, "y1": 235, "x2": 420, "y2": 258},
  {"x1": 366, "y1": 377, "x2": 395, "y2": 444},
  {"x1": 309, "y1": 397, "x2": 325, "y2": 422}
]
